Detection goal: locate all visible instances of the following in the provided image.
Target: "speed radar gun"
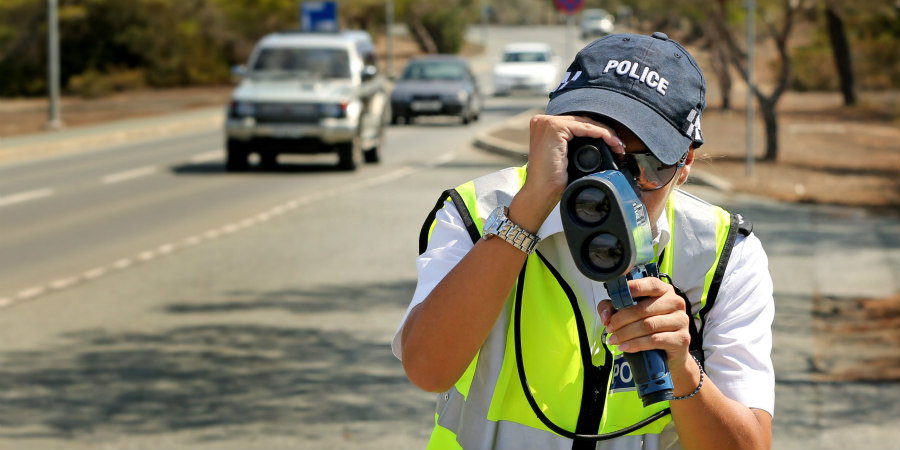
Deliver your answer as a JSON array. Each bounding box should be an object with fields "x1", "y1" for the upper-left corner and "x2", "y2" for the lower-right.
[{"x1": 560, "y1": 137, "x2": 674, "y2": 407}]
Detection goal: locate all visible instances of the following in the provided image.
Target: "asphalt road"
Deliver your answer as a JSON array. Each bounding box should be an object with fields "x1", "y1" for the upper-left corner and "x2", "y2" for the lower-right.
[
  {"x1": 0, "y1": 24, "x2": 570, "y2": 449},
  {"x1": 0, "y1": 97, "x2": 548, "y2": 450}
]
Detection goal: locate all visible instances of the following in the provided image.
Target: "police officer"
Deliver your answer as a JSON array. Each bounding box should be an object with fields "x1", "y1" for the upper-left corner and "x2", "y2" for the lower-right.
[{"x1": 394, "y1": 32, "x2": 774, "y2": 450}]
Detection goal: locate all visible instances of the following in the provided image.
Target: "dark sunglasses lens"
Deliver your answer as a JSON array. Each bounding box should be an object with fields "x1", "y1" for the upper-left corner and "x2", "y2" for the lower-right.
[{"x1": 629, "y1": 153, "x2": 678, "y2": 190}]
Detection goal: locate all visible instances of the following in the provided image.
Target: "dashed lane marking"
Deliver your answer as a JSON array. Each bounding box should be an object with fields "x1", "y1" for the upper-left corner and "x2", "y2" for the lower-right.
[
  {"x1": 101, "y1": 165, "x2": 158, "y2": 184},
  {"x1": 0, "y1": 161, "x2": 446, "y2": 308},
  {"x1": 0, "y1": 188, "x2": 55, "y2": 208}
]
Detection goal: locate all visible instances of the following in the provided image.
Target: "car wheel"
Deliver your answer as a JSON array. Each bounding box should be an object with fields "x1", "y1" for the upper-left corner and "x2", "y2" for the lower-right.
[
  {"x1": 225, "y1": 139, "x2": 249, "y2": 171},
  {"x1": 364, "y1": 122, "x2": 383, "y2": 164},
  {"x1": 259, "y1": 152, "x2": 278, "y2": 170},
  {"x1": 461, "y1": 104, "x2": 472, "y2": 125},
  {"x1": 337, "y1": 135, "x2": 362, "y2": 171}
]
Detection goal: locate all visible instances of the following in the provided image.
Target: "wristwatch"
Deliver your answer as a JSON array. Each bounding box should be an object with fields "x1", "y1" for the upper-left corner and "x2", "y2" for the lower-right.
[{"x1": 482, "y1": 206, "x2": 541, "y2": 255}]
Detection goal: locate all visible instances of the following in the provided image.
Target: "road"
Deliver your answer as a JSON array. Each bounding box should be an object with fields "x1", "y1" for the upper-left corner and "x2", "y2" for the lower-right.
[
  {"x1": 0, "y1": 26, "x2": 574, "y2": 449},
  {"x1": 0, "y1": 104, "x2": 548, "y2": 449}
]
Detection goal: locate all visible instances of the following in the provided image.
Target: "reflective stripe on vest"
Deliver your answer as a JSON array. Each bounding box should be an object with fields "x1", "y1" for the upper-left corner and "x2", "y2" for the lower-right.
[{"x1": 421, "y1": 166, "x2": 736, "y2": 449}]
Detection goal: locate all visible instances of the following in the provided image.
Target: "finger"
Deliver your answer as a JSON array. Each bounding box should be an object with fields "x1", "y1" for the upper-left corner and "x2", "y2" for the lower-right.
[
  {"x1": 597, "y1": 300, "x2": 614, "y2": 326},
  {"x1": 608, "y1": 312, "x2": 688, "y2": 347},
  {"x1": 627, "y1": 277, "x2": 672, "y2": 299},
  {"x1": 613, "y1": 330, "x2": 691, "y2": 355},
  {"x1": 554, "y1": 115, "x2": 624, "y2": 152}
]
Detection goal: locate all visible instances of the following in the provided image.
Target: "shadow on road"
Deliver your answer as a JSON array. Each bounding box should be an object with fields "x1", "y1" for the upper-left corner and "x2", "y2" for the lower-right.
[{"x1": 0, "y1": 280, "x2": 430, "y2": 442}]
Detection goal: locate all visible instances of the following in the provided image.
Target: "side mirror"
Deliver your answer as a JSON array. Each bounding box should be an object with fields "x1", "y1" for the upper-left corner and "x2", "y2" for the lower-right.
[
  {"x1": 231, "y1": 65, "x2": 248, "y2": 78},
  {"x1": 362, "y1": 65, "x2": 378, "y2": 81}
]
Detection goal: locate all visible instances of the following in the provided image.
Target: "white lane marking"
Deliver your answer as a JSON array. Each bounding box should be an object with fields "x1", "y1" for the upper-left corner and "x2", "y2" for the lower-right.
[
  {"x1": 17, "y1": 286, "x2": 46, "y2": 300},
  {"x1": 432, "y1": 151, "x2": 458, "y2": 166},
  {"x1": 83, "y1": 267, "x2": 107, "y2": 279},
  {"x1": 0, "y1": 188, "x2": 55, "y2": 208},
  {"x1": 0, "y1": 163, "x2": 431, "y2": 308},
  {"x1": 190, "y1": 149, "x2": 223, "y2": 163},
  {"x1": 101, "y1": 166, "x2": 158, "y2": 184},
  {"x1": 50, "y1": 277, "x2": 79, "y2": 290}
]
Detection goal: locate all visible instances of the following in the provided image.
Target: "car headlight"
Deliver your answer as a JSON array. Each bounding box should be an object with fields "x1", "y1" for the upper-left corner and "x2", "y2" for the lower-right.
[
  {"x1": 319, "y1": 102, "x2": 347, "y2": 118},
  {"x1": 231, "y1": 101, "x2": 255, "y2": 118},
  {"x1": 391, "y1": 91, "x2": 412, "y2": 102},
  {"x1": 444, "y1": 91, "x2": 467, "y2": 102}
]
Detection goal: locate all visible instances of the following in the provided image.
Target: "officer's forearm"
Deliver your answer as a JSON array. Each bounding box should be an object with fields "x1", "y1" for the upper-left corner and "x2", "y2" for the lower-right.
[
  {"x1": 669, "y1": 357, "x2": 772, "y2": 450},
  {"x1": 400, "y1": 236, "x2": 528, "y2": 393}
]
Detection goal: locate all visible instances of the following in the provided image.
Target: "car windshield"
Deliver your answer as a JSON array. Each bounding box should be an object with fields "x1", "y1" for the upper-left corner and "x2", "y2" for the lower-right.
[
  {"x1": 251, "y1": 47, "x2": 350, "y2": 79},
  {"x1": 502, "y1": 51, "x2": 549, "y2": 63},
  {"x1": 401, "y1": 61, "x2": 466, "y2": 81}
]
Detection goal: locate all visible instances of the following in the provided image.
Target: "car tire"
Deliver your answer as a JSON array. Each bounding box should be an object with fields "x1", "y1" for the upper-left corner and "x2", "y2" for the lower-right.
[
  {"x1": 259, "y1": 152, "x2": 278, "y2": 170},
  {"x1": 225, "y1": 139, "x2": 249, "y2": 171},
  {"x1": 364, "y1": 125, "x2": 383, "y2": 164},
  {"x1": 337, "y1": 135, "x2": 362, "y2": 171},
  {"x1": 461, "y1": 104, "x2": 472, "y2": 125}
]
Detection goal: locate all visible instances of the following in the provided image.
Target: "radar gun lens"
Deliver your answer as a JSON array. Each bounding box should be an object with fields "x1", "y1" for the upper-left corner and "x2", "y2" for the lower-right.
[
  {"x1": 586, "y1": 233, "x2": 624, "y2": 271},
  {"x1": 572, "y1": 186, "x2": 611, "y2": 225}
]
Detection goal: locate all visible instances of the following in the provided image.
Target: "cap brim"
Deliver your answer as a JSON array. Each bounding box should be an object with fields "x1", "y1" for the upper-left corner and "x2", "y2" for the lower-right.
[{"x1": 545, "y1": 88, "x2": 690, "y2": 165}]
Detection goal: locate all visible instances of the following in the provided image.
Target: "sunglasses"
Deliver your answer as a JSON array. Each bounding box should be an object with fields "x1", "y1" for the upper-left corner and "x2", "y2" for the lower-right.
[{"x1": 615, "y1": 151, "x2": 688, "y2": 191}]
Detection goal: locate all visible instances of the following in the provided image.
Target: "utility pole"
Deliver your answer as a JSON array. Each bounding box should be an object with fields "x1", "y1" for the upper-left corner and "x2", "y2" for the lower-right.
[
  {"x1": 744, "y1": 0, "x2": 755, "y2": 176},
  {"x1": 480, "y1": 0, "x2": 488, "y2": 46},
  {"x1": 385, "y1": 0, "x2": 394, "y2": 79},
  {"x1": 46, "y1": 0, "x2": 64, "y2": 130}
]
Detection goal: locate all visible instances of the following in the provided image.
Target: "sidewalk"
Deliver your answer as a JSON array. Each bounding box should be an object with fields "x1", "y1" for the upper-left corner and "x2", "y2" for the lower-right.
[
  {"x1": 473, "y1": 112, "x2": 900, "y2": 450},
  {"x1": 0, "y1": 106, "x2": 224, "y2": 166}
]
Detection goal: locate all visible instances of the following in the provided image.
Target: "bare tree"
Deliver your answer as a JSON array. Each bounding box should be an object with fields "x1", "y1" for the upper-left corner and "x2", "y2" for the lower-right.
[
  {"x1": 706, "y1": 22, "x2": 734, "y2": 110},
  {"x1": 823, "y1": 2, "x2": 857, "y2": 105},
  {"x1": 712, "y1": 0, "x2": 806, "y2": 161}
]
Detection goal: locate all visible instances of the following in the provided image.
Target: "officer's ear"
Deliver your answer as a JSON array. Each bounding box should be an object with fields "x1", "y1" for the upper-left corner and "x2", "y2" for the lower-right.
[{"x1": 675, "y1": 147, "x2": 695, "y2": 186}]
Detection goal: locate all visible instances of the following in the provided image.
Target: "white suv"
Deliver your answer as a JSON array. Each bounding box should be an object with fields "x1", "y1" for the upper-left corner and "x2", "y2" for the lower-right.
[{"x1": 225, "y1": 30, "x2": 388, "y2": 171}]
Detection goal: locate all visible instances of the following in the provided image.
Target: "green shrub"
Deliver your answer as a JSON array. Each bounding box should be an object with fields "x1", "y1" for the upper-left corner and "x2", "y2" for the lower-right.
[{"x1": 67, "y1": 68, "x2": 146, "y2": 98}]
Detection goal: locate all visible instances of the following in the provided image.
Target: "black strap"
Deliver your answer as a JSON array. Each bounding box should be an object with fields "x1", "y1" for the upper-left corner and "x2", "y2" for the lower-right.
[
  {"x1": 658, "y1": 250, "x2": 704, "y2": 364},
  {"x1": 698, "y1": 213, "x2": 743, "y2": 326},
  {"x1": 418, "y1": 188, "x2": 480, "y2": 255},
  {"x1": 514, "y1": 252, "x2": 670, "y2": 443}
]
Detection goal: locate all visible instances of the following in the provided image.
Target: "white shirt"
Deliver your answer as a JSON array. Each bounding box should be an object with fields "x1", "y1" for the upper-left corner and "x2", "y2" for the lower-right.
[{"x1": 393, "y1": 198, "x2": 775, "y2": 418}]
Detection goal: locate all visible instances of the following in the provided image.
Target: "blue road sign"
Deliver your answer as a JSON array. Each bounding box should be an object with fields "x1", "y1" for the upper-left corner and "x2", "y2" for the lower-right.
[{"x1": 301, "y1": 1, "x2": 338, "y2": 32}]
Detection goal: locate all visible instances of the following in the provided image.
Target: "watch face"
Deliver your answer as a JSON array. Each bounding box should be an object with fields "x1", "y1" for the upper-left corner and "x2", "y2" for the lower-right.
[{"x1": 484, "y1": 206, "x2": 504, "y2": 235}]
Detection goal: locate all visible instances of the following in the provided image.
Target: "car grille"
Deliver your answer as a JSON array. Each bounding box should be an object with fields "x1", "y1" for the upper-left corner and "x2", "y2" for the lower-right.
[{"x1": 254, "y1": 103, "x2": 320, "y2": 124}]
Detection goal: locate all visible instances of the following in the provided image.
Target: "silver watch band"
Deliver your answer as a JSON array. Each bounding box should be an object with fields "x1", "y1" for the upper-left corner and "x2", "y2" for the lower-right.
[{"x1": 483, "y1": 206, "x2": 541, "y2": 254}]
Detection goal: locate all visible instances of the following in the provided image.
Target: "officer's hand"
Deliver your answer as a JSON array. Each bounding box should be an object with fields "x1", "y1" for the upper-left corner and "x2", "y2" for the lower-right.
[
  {"x1": 512, "y1": 114, "x2": 625, "y2": 230},
  {"x1": 597, "y1": 277, "x2": 691, "y2": 363}
]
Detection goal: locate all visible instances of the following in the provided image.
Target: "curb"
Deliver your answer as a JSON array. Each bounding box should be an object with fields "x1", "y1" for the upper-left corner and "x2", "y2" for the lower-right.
[
  {"x1": 472, "y1": 108, "x2": 536, "y2": 160},
  {"x1": 0, "y1": 107, "x2": 224, "y2": 166}
]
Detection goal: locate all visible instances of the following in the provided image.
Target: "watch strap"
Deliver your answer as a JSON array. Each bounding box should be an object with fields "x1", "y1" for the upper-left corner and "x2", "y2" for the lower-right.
[{"x1": 483, "y1": 206, "x2": 541, "y2": 255}]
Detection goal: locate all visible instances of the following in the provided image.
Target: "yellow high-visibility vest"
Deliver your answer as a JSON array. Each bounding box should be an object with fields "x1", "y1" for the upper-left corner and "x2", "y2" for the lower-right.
[{"x1": 417, "y1": 165, "x2": 745, "y2": 449}]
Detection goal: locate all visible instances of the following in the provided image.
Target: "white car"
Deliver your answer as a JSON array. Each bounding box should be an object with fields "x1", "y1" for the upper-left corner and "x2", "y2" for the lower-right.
[
  {"x1": 581, "y1": 8, "x2": 615, "y2": 39},
  {"x1": 492, "y1": 42, "x2": 560, "y2": 96},
  {"x1": 225, "y1": 30, "x2": 388, "y2": 171}
]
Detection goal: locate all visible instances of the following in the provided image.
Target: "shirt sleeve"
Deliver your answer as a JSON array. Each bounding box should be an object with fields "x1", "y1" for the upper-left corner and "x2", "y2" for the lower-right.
[
  {"x1": 392, "y1": 201, "x2": 475, "y2": 360},
  {"x1": 701, "y1": 232, "x2": 776, "y2": 417}
]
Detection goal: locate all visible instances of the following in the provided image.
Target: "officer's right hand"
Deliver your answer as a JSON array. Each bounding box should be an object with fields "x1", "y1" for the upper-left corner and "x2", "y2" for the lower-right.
[{"x1": 511, "y1": 114, "x2": 625, "y2": 232}]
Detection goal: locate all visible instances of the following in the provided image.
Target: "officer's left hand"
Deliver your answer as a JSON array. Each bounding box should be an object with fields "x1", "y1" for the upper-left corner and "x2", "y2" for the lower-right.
[{"x1": 598, "y1": 277, "x2": 691, "y2": 364}]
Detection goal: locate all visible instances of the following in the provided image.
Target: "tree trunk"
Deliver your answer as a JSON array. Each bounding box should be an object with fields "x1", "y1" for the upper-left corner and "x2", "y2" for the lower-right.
[
  {"x1": 714, "y1": 38, "x2": 733, "y2": 110},
  {"x1": 760, "y1": 98, "x2": 779, "y2": 161},
  {"x1": 825, "y1": 6, "x2": 857, "y2": 106},
  {"x1": 406, "y1": 16, "x2": 438, "y2": 54}
]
